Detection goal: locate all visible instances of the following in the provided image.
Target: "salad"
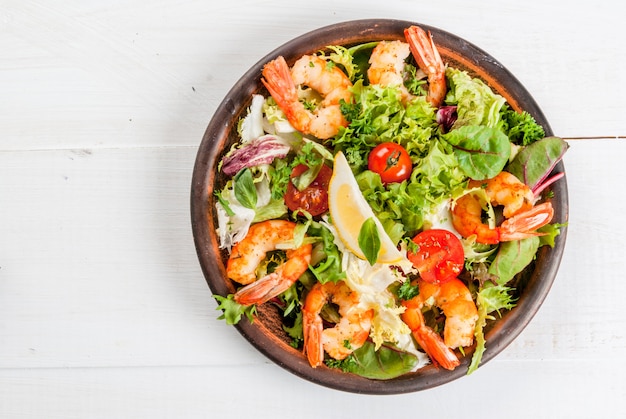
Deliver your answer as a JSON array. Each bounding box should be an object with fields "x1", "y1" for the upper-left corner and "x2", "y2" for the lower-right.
[{"x1": 212, "y1": 25, "x2": 567, "y2": 379}]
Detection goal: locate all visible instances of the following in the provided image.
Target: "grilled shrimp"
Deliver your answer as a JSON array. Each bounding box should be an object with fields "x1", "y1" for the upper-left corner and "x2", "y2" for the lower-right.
[
  {"x1": 367, "y1": 25, "x2": 447, "y2": 108},
  {"x1": 404, "y1": 25, "x2": 447, "y2": 108},
  {"x1": 401, "y1": 278, "x2": 478, "y2": 370},
  {"x1": 227, "y1": 220, "x2": 312, "y2": 306},
  {"x1": 302, "y1": 280, "x2": 373, "y2": 368},
  {"x1": 261, "y1": 55, "x2": 352, "y2": 140},
  {"x1": 451, "y1": 171, "x2": 554, "y2": 245},
  {"x1": 367, "y1": 40, "x2": 413, "y2": 102}
]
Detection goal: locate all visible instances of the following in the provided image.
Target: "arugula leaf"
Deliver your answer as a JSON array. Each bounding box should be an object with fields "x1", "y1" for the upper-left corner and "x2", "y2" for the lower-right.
[
  {"x1": 358, "y1": 217, "x2": 381, "y2": 265},
  {"x1": 233, "y1": 168, "x2": 257, "y2": 209}
]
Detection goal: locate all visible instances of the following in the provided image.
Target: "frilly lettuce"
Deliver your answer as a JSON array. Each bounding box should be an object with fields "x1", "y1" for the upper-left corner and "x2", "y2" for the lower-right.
[
  {"x1": 340, "y1": 251, "x2": 426, "y2": 366},
  {"x1": 237, "y1": 94, "x2": 265, "y2": 143},
  {"x1": 332, "y1": 81, "x2": 438, "y2": 171}
]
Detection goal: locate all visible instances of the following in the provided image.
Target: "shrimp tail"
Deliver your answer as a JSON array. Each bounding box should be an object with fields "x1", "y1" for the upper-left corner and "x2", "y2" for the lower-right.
[
  {"x1": 401, "y1": 303, "x2": 460, "y2": 370},
  {"x1": 498, "y1": 202, "x2": 555, "y2": 242},
  {"x1": 261, "y1": 56, "x2": 309, "y2": 133},
  {"x1": 302, "y1": 310, "x2": 325, "y2": 368},
  {"x1": 404, "y1": 25, "x2": 446, "y2": 108},
  {"x1": 261, "y1": 56, "x2": 297, "y2": 105},
  {"x1": 233, "y1": 272, "x2": 293, "y2": 306},
  {"x1": 413, "y1": 325, "x2": 461, "y2": 371}
]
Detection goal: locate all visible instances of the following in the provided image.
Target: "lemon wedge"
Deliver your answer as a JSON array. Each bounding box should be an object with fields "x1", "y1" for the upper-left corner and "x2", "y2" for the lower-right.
[{"x1": 328, "y1": 151, "x2": 406, "y2": 264}]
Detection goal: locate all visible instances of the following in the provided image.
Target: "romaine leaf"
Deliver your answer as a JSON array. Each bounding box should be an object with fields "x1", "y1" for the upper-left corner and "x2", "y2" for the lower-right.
[
  {"x1": 444, "y1": 125, "x2": 511, "y2": 180},
  {"x1": 445, "y1": 67, "x2": 506, "y2": 129},
  {"x1": 308, "y1": 222, "x2": 346, "y2": 284},
  {"x1": 252, "y1": 198, "x2": 288, "y2": 223}
]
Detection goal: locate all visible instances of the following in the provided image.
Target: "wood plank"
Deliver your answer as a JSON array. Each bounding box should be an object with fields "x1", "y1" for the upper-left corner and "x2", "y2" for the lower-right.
[{"x1": 0, "y1": 360, "x2": 623, "y2": 418}]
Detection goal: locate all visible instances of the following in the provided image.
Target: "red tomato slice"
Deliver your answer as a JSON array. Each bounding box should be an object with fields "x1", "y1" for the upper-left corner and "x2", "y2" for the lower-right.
[
  {"x1": 367, "y1": 142, "x2": 412, "y2": 184},
  {"x1": 407, "y1": 229, "x2": 464, "y2": 284},
  {"x1": 284, "y1": 163, "x2": 332, "y2": 216}
]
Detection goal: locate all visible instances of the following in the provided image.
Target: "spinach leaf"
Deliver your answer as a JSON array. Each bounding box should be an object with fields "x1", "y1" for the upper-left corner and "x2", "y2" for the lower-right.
[
  {"x1": 233, "y1": 168, "x2": 257, "y2": 209},
  {"x1": 488, "y1": 237, "x2": 540, "y2": 286},
  {"x1": 333, "y1": 340, "x2": 418, "y2": 379},
  {"x1": 506, "y1": 136, "x2": 569, "y2": 189},
  {"x1": 358, "y1": 217, "x2": 381, "y2": 265},
  {"x1": 444, "y1": 125, "x2": 511, "y2": 180}
]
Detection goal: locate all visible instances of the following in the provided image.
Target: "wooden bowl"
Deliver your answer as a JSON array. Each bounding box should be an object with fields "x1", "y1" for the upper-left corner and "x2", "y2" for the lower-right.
[{"x1": 190, "y1": 19, "x2": 569, "y2": 394}]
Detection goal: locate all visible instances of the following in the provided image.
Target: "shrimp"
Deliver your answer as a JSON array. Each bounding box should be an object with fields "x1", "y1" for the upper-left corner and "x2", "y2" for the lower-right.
[
  {"x1": 451, "y1": 171, "x2": 554, "y2": 245},
  {"x1": 302, "y1": 280, "x2": 373, "y2": 368},
  {"x1": 474, "y1": 171, "x2": 535, "y2": 218},
  {"x1": 401, "y1": 278, "x2": 478, "y2": 370},
  {"x1": 404, "y1": 25, "x2": 447, "y2": 108},
  {"x1": 226, "y1": 220, "x2": 312, "y2": 306},
  {"x1": 261, "y1": 55, "x2": 352, "y2": 140},
  {"x1": 367, "y1": 40, "x2": 413, "y2": 102},
  {"x1": 367, "y1": 25, "x2": 447, "y2": 108}
]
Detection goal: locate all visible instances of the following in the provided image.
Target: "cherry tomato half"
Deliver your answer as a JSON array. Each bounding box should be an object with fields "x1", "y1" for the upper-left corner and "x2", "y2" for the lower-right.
[
  {"x1": 367, "y1": 142, "x2": 412, "y2": 184},
  {"x1": 284, "y1": 163, "x2": 332, "y2": 216},
  {"x1": 407, "y1": 229, "x2": 465, "y2": 284}
]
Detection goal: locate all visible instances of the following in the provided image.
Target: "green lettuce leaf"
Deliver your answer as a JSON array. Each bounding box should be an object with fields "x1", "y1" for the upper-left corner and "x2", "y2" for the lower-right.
[
  {"x1": 213, "y1": 294, "x2": 256, "y2": 325},
  {"x1": 445, "y1": 67, "x2": 506, "y2": 129},
  {"x1": 332, "y1": 81, "x2": 437, "y2": 171},
  {"x1": 500, "y1": 106, "x2": 546, "y2": 146},
  {"x1": 468, "y1": 284, "x2": 517, "y2": 374}
]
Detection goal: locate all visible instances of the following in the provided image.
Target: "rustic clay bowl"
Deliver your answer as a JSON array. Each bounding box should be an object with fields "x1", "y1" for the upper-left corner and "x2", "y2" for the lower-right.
[{"x1": 190, "y1": 19, "x2": 568, "y2": 394}]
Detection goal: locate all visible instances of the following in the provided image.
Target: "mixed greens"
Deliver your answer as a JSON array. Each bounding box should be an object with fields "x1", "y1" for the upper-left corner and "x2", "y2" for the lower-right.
[{"x1": 212, "y1": 39, "x2": 567, "y2": 378}]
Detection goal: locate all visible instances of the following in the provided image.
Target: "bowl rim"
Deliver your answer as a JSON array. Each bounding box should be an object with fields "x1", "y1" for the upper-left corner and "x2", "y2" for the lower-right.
[{"x1": 190, "y1": 18, "x2": 569, "y2": 394}]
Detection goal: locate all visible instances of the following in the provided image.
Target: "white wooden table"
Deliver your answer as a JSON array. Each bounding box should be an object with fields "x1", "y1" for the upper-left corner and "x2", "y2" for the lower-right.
[{"x1": 2, "y1": 1, "x2": 625, "y2": 417}]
